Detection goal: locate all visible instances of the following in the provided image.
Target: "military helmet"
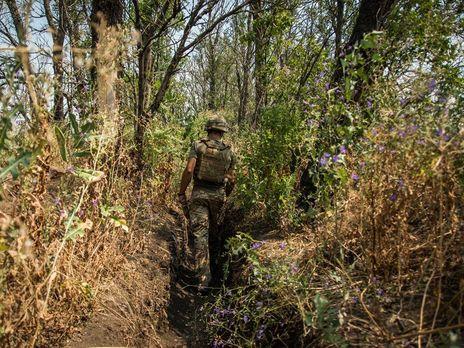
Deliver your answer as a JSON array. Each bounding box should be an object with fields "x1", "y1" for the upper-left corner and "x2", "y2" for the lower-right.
[{"x1": 205, "y1": 116, "x2": 228, "y2": 133}]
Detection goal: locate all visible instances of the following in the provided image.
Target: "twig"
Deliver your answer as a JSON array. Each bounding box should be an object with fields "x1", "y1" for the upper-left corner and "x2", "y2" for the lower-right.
[
  {"x1": 393, "y1": 323, "x2": 464, "y2": 340},
  {"x1": 360, "y1": 288, "x2": 392, "y2": 340}
]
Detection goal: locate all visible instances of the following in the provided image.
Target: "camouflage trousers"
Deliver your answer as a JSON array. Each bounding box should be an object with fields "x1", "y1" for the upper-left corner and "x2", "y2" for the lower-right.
[{"x1": 185, "y1": 185, "x2": 226, "y2": 288}]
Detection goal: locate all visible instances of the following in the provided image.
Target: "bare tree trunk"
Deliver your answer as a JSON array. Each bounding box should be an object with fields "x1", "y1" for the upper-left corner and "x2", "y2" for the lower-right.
[
  {"x1": 299, "y1": 0, "x2": 397, "y2": 209},
  {"x1": 236, "y1": 12, "x2": 252, "y2": 124},
  {"x1": 90, "y1": 0, "x2": 124, "y2": 85},
  {"x1": 251, "y1": 0, "x2": 266, "y2": 128},
  {"x1": 6, "y1": 0, "x2": 48, "y2": 133},
  {"x1": 334, "y1": 0, "x2": 344, "y2": 60},
  {"x1": 206, "y1": 24, "x2": 221, "y2": 110},
  {"x1": 332, "y1": 0, "x2": 396, "y2": 85},
  {"x1": 44, "y1": 0, "x2": 66, "y2": 121}
]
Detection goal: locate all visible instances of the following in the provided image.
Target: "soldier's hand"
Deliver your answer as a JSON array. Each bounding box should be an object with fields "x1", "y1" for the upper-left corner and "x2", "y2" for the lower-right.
[
  {"x1": 178, "y1": 193, "x2": 189, "y2": 218},
  {"x1": 178, "y1": 193, "x2": 187, "y2": 205}
]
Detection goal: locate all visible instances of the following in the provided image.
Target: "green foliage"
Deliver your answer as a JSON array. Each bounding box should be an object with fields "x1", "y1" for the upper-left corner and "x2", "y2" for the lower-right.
[
  {"x1": 204, "y1": 233, "x2": 345, "y2": 347},
  {"x1": 144, "y1": 121, "x2": 185, "y2": 192},
  {"x1": 0, "y1": 151, "x2": 34, "y2": 181},
  {"x1": 237, "y1": 106, "x2": 306, "y2": 221}
]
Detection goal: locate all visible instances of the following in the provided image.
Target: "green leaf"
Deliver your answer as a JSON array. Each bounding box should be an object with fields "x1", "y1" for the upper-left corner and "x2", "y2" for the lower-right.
[
  {"x1": 0, "y1": 151, "x2": 32, "y2": 180},
  {"x1": 313, "y1": 293, "x2": 329, "y2": 314},
  {"x1": 0, "y1": 118, "x2": 12, "y2": 150},
  {"x1": 360, "y1": 38, "x2": 375, "y2": 49},
  {"x1": 0, "y1": 242, "x2": 9, "y2": 252},
  {"x1": 81, "y1": 122, "x2": 96, "y2": 134},
  {"x1": 71, "y1": 167, "x2": 105, "y2": 183},
  {"x1": 372, "y1": 53, "x2": 382, "y2": 62},
  {"x1": 54, "y1": 125, "x2": 68, "y2": 162},
  {"x1": 110, "y1": 217, "x2": 129, "y2": 232},
  {"x1": 73, "y1": 151, "x2": 91, "y2": 158},
  {"x1": 304, "y1": 312, "x2": 313, "y2": 326},
  {"x1": 64, "y1": 217, "x2": 93, "y2": 241},
  {"x1": 69, "y1": 113, "x2": 79, "y2": 135}
]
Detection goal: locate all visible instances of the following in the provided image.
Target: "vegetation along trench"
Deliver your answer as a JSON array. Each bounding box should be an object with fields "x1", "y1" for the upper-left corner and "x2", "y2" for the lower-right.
[{"x1": 0, "y1": 0, "x2": 463, "y2": 347}]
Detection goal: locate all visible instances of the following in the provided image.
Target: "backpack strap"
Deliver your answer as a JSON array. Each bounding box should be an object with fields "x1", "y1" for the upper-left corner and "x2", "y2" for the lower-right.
[{"x1": 200, "y1": 139, "x2": 230, "y2": 151}]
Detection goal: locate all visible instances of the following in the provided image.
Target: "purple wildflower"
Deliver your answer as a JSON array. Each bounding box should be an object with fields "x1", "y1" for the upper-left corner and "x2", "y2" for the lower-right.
[
  {"x1": 397, "y1": 179, "x2": 404, "y2": 188},
  {"x1": 319, "y1": 157, "x2": 328, "y2": 167},
  {"x1": 400, "y1": 97, "x2": 407, "y2": 106},
  {"x1": 324, "y1": 152, "x2": 331, "y2": 158},
  {"x1": 409, "y1": 125, "x2": 418, "y2": 133},
  {"x1": 243, "y1": 315, "x2": 250, "y2": 323},
  {"x1": 251, "y1": 242, "x2": 263, "y2": 250},
  {"x1": 256, "y1": 301, "x2": 263, "y2": 309},
  {"x1": 290, "y1": 264, "x2": 299, "y2": 274},
  {"x1": 435, "y1": 128, "x2": 444, "y2": 137},
  {"x1": 325, "y1": 82, "x2": 330, "y2": 90},
  {"x1": 340, "y1": 145, "x2": 347, "y2": 154},
  {"x1": 397, "y1": 130, "x2": 406, "y2": 138},
  {"x1": 279, "y1": 242, "x2": 286, "y2": 250},
  {"x1": 351, "y1": 173, "x2": 359, "y2": 181},
  {"x1": 377, "y1": 289, "x2": 385, "y2": 297},
  {"x1": 333, "y1": 155, "x2": 340, "y2": 163},
  {"x1": 212, "y1": 339, "x2": 224, "y2": 348},
  {"x1": 377, "y1": 144, "x2": 385, "y2": 152},
  {"x1": 389, "y1": 193, "x2": 398, "y2": 202},
  {"x1": 91, "y1": 198, "x2": 99, "y2": 207},
  {"x1": 352, "y1": 296, "x2": 359, "y2": 304},
  {"x1": 438, "y1": 96, "x2": 447, "y2": 104},
  {"x1": 256, "y1": 325, "x2": 266, "y2": 340},
  {"x1": 366, "y1": 98, "x2": 373, "y2": 109},
  {"x1": 265, "y1": 274, "x2": 272, "y2": 280},
  {"x1": 428, "y1": 78, "x2": 437, "y2": 92},
  {"x1": 359, "y1": 161, "x2": 366, "y2": 169}
]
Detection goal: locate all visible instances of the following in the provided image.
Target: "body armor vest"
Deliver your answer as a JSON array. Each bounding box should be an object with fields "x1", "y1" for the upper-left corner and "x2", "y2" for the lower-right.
[{"x1": 194, "y1": 139, "x2": 231, "y2": 185}]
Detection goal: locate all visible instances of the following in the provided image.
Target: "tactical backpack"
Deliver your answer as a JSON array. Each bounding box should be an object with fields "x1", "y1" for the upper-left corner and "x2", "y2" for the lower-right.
[{"x1": 194, "y1": 139, "x2": 232, "y2": 185}]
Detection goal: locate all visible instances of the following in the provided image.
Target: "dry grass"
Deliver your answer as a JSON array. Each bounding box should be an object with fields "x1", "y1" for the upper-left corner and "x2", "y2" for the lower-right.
[{"x1": 0, "y1": 160, "x2": 175, "y2": 347}]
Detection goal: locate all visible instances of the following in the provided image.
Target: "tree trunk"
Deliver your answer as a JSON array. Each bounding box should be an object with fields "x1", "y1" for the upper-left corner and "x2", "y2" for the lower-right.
[
  {"x1": 44, "y1": 0, "x2": 66, "y2": 121},
  {"x1": 237, "y1": 12, "x2": 253, "y2": 124},
  {"x1": 332, "y1": 0, "x2": 396, "y2": 84},
  {"x1": 6, "y1": 0, "x2": 47, "y2": 131},
  {"x1": 90, "y1": 0, "x2": 124, "y2": 85},
  {"x1": 334, "y1": 0, "x2": 345, "y2": 60},
  {"x1": 251, "y1": 0, "x2": 266, "y2": 128},
  {"x1": 299, "y1": 0, "x2": 397, "y2": 209}
]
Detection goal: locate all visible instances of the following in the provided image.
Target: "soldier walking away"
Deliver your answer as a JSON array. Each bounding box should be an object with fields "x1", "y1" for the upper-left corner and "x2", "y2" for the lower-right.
[{"x1": 177, "y1": 116, "x2": 236, "y2": 294}]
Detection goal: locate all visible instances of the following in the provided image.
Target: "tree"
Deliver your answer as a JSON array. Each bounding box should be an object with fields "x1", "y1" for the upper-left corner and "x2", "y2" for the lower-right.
[
  {"x1": 332, "y1": 0, "x2": 397, "y2": 87},
  {"x1": 132, "y1": 0, "x2": 250, "y2": 171},
  {"x1": 43, "y1": 0, "x2": 66, "y2": 121}
]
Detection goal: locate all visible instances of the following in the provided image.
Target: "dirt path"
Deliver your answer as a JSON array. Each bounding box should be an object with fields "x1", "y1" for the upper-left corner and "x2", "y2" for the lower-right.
[{"x1": 65, "y1": 208, "x2": 202, "y2": 348}]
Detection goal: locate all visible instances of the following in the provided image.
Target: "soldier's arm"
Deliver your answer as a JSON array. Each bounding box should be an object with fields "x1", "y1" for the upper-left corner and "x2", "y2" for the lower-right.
[
  {"x1": 178, "y1": 157, "x2": 196, "y2": 196},
  {"x1": 225, "y1": 151, "x2": 237, "y2": 195}
]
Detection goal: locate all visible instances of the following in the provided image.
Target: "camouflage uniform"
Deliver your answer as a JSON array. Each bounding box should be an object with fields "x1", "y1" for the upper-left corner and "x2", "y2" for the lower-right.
[{"x1": 186, "y1": 137, "x2": 235, "y2": 288}]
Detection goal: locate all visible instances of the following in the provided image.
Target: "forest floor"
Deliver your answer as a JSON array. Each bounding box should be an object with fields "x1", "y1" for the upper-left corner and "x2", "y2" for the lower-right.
[{"x1": 64, "y1": 207, "x2": 201, "y2": 348}]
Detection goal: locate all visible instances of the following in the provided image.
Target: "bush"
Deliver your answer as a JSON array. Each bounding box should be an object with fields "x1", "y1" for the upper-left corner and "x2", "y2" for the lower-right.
[{"x1": 236, "y1": 105, "x2": 307, "y2": 223}]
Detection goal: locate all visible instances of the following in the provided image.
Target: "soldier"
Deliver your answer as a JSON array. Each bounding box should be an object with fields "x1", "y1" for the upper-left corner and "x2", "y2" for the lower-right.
[{"x1": 178, "y1": 116, "x2": 236, "y2": 293}]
